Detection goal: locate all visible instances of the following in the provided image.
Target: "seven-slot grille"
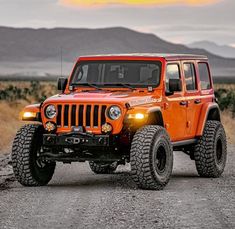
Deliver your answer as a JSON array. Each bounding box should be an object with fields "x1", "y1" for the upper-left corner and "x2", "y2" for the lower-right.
[{"x1": 56, "y1": 104, "x2": 107, "y2": 128}]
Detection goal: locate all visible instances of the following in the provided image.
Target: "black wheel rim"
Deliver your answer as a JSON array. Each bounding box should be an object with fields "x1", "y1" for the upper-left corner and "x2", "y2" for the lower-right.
[
  {"x1": 216, "y1": 138, "x2": 223, "y2": 163},
  {"x1": 155, "y1": 145, "x2": 167, "y2": 173},
  {"x1": 35, "y1": 147, "x2": 46, "y2": 169}
]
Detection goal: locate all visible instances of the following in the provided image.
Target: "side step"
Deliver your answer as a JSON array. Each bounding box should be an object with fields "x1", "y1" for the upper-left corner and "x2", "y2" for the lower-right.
[{"x1": 172, "y1": 139, "x2": 198, "y2": 147}]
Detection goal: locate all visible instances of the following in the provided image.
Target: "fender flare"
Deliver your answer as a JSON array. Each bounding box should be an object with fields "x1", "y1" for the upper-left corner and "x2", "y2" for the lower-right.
[
  {"x1": 196, "y1": 102, "x2": 221, "y2": 136},
  {"x1": 146, "y1": 107, "x2": 164, "y2": 127}
]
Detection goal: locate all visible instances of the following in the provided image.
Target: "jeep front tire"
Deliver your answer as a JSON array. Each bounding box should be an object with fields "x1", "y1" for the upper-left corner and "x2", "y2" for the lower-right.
[
  {"x1": 194, "y1": 120, "x2": 227, "y2": 177},
  {"x1": 130, "y1": 125, "x2": 173, "y2": 190},
  {"x1": 12, "y1": 124, "x2": 56, "y2": 186}
]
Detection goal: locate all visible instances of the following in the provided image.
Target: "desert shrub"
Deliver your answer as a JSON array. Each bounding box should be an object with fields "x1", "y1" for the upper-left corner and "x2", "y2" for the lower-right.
[
  {"x1": 215, "y1": 88, "x2": 235, "y2": 117},
  {"x1": 0, "y1": 81, "x2": 56, "y2": 103}
]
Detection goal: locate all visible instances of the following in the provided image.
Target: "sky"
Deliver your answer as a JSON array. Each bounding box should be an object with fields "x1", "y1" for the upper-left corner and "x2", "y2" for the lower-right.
[{"x1": 0, "y1": 0, "x2": 234, "y2": 46}]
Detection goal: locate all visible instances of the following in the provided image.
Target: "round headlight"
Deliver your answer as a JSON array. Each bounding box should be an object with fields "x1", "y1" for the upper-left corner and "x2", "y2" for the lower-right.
[
  {"x1": 108, "y1": 106, "x2": 122, "y2": 120},
  {"x1": 45, "y1": 105, "x2": 56, "y2": 119}
]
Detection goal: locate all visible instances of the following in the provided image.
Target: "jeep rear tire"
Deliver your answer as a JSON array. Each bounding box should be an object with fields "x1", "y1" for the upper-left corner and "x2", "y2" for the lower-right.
[
  {"x1": 12, "y1": 124, "x2": 56, "y2": 186},
  {"x1": 130, "y1": 125, "x2": 173, "y2": 190},
  {"x1": 89, "y1": 162, "x2": 118, "y2": 174},
  {"x1": 194, "y1": 120, "x2": 227, "y2": 178}
]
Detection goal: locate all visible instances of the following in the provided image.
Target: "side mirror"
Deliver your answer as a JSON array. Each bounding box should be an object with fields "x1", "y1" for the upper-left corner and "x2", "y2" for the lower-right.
[
  {"x1": 169, "y1": 78, "x2": 182, "y2": 93},
  {"x1": 57, "y1": 77, "x2": 68, "y2": 92}
]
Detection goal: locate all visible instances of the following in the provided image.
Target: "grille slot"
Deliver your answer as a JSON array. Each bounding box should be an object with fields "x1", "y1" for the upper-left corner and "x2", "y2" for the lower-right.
[
  {"x1": 64, "y1": 105, "x2": 69, "y2": 126},
  {"x1": 86, "y1": 105, "x2": 91, "y2": 127},
  {"x1": 79, "y1": 105, "x2": 84, "y2": 126},
  {"x1": 94, "y1": 105, "x2": 99, "y2": 127},
  {"x1": 57, "y1": 105, "x2": 62, "y2": 126},
  {"x1": 71, "y1": 105, "x2": 76, "y2": 126},
  {"x1": 101, "y1": 105, "x2": 107, "y2": 125},
  {"x1": 56, "y1": 104, "x2": 107, "y2": 129}
]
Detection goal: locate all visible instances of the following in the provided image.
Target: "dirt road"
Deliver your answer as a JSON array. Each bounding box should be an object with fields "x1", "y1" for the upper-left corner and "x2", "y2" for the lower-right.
[{"x1": 0, "y1": 146, "x2": 234, "y2": 229}]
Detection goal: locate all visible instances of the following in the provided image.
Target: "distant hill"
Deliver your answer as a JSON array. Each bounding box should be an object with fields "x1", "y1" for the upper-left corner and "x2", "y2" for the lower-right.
[
  {"x1": 188, "y1": 41, "x2": 235, "y2": 58},
  {"x1": 0, "y1": 26, "x2": 234, "y2": 77}
]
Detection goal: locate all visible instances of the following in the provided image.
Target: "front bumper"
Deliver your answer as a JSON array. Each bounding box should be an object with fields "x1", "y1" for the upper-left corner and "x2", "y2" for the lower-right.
[{"x1": 43, "y1": 132, "x2": 110, "y2": 147}]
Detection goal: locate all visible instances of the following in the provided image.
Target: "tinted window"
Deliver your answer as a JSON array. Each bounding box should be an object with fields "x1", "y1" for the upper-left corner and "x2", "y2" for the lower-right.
[
  {"x1": 166, "y1": 64, "x2": 181, "y2": 91},
  {"x1": 198, "y1": 63, "x2": 211, "y2": 90},
  {"x1": 184, "y1": 63, "x2": 197, "y2": 91},
  {"x1": 71, "y1": 61, "x2": 162, "y2": 87}
]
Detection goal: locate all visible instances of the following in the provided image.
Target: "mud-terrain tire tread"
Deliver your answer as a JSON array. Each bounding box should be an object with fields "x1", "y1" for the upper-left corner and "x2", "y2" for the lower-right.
[
  {"x1": 130, "y1": 125, "x2": 173, "y2": 190},
  {"x1": 11, "y1": 124, "x2": 55, "y2": 186},
  {"x1": 194, "y1": 120, "x2": 227, "y2": 178},
  {"x1": 89, "y1": 162, "x2": 117, "y2": 174}
]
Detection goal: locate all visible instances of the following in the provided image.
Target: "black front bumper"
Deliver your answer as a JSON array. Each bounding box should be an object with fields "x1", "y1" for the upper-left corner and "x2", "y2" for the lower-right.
[{"x1": 43, "y1": 132, "x2": 110, "y2": 147}]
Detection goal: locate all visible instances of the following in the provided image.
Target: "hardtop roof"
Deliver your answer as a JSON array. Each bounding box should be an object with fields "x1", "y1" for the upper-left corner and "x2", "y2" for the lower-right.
[{"x1": 79, "y1": 53, "x2": 208, "y2": 61}]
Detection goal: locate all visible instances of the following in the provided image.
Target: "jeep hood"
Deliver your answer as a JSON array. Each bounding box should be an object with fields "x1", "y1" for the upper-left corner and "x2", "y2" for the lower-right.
[{"x1": 44, "y1": 90, "x2": 161, "y2": 108}]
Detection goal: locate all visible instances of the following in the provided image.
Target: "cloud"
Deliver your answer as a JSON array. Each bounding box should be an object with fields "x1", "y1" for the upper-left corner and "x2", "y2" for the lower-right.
[{"x1": 59, "y1": 0, "x2": 220, "y2": 8}]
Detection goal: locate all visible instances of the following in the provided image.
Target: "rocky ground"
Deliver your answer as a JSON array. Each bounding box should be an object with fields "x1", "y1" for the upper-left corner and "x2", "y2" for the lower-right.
[
  {"x1": 0, "y1": 153, "x2": 15, "y2": 189},
  {"x1": 0, "y1": 146, "x2": 234, "y2": 229}
]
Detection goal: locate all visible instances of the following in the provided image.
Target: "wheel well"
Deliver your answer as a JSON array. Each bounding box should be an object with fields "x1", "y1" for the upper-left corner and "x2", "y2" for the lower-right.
[
  {"x1": 147, "y1": 110, "x2": 164, "y2": 127},
  {"x1": 207, "y1": 107, "x2": 221, "y2": 122}
]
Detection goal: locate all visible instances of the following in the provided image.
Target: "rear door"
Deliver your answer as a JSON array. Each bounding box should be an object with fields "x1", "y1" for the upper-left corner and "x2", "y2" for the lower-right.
[
  {"x1": 197, "y1": 61, "x2": 214, "y2": 104},
  {"x1": 163, "y1": 62, "x2": 187, "y2": 141},
  {"x1": 182, "y1": 61, "x2": 202, "y2": 138}
]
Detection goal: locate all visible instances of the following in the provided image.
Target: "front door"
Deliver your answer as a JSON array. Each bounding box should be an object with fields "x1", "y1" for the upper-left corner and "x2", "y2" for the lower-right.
[{"x1": 163, "y1": 62, "x2": 187, "y2": 142}]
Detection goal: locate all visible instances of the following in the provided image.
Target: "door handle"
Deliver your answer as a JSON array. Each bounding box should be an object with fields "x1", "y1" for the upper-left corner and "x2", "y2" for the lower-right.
[
  {"x1": 194, "y1": 99, "x2": 201, "y2": 104},
  {"x1": 180, "y1": 101, "x2": 187, "y2": 106}
]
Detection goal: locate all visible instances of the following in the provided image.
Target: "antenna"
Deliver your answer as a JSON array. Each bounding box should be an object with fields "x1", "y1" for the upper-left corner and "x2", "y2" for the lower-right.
[{"x1": 60, "y1": 46, "x2": 63, "y2": 77}]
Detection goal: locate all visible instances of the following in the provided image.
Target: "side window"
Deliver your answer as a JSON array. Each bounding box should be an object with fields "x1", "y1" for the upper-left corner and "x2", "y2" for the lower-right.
[
  {"x1": 166, "y1": 64, "x2": 181, "y2": 91},
  {"x1": 183, "y1": 63, "x2": 197, "y2": 91},
  {"x1": 198, "y1": 63, "x2": 211, "y2": 90}
]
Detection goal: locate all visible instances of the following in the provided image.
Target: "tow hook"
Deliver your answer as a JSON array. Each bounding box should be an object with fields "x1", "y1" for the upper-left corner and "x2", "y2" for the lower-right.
[{"x1": 65, "y1": 137, "x2": 81, "y2": 144}]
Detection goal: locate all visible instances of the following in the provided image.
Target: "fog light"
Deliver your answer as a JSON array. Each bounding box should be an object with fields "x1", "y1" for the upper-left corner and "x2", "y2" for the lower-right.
[
  {"x1": 45, "y1": 122, "x2": 56, "y2": 132},
  {"x1": 102, "y1": 123, "x2": 112, "y2": 134}
]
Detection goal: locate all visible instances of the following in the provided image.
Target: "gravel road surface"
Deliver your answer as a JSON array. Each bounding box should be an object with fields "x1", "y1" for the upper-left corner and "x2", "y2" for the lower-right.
[{"x1": 0, "y1": 146, "x2": 234, "y2": 229}]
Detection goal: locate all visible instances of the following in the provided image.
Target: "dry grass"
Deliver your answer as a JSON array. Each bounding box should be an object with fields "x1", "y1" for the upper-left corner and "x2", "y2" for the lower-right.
[
  {"x1": 0, "y1": 101, "x2": 26, "y2": 153},
  {"x1": 221, "y1": 112, "x2": 235, "y2": 144},
  {"x1": 0, "y1": 81, "x2": 56, "y2": 154},
  {"x1": 214, "y1": 83, "x2": 235, "y2": 90}
]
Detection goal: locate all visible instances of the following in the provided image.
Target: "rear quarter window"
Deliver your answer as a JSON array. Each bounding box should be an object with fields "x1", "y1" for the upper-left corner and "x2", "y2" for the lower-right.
[{"x1": 198, "y1": 63, "x2": 211, "y2": 90}]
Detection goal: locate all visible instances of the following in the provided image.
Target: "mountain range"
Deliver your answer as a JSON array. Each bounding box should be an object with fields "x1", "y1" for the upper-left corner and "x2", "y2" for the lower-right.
[
  {"x1": 0, "y1": 26, "x2": 234, "y2": 77},
  {"x1": 188, "y1": 41, "x2": 235, "y2": 58}
]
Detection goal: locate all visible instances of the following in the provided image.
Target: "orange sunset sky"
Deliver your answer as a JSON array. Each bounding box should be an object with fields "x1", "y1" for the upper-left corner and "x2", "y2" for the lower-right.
[{"x1": 60, "y1": 0, "x2": 219, "y2": 6}]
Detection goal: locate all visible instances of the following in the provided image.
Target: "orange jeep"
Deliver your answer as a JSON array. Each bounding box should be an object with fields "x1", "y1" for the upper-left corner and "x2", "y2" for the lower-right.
[{"x1": 12, "y1": 54, "x2": 227, "y2": 190}]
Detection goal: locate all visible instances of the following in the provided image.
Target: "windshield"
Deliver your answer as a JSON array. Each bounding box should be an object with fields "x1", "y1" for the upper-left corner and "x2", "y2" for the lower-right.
[{"x1": 70, "y1": 60, "x2": 162, "y2": 87}]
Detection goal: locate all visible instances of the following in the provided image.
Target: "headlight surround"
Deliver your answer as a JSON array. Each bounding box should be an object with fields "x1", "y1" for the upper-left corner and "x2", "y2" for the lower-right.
[
  {"x1": 45, "y1": 105, "x2": 56, "y2": 119},
  {"x1": 107, "y1": 106, "x2": 122, "y2": 120}
]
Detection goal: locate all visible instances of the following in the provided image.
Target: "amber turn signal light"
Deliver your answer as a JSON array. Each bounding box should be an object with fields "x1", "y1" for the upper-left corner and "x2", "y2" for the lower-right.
[
  {"x1": 22, "y1": 112, "x2": 37, "y2": 119},
  {"x1": 128, "y1": 113, "x2": 146, "y2": 120}
]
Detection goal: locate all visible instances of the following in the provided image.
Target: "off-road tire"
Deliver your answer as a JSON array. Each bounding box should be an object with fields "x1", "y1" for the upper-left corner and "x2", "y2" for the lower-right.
[
  {"x1": 89, "y1": 162, "x2": 118, "y2": 174},
  {"x1": 130, "y1": 125, "x2": 173, "y2": 190},
  {"x1": 194, "y1": 120, "x2": 227, "y2": 178},
  {"x1": 12, "y1": 124, "x2": 56, "y2": 186}
]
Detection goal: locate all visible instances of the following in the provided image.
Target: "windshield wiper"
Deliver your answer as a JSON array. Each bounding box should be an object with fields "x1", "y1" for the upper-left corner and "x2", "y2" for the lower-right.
[
  {"x1": 71, "y1": 83, "x2": 103, "y2": 91},
  {"x1": 104, "y1": 83, "x2": 135, "y2": 91}
]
